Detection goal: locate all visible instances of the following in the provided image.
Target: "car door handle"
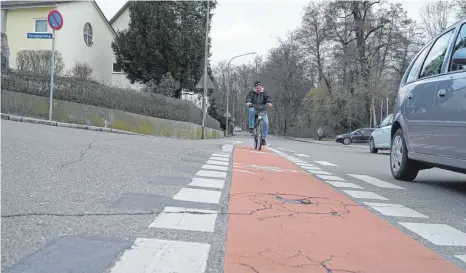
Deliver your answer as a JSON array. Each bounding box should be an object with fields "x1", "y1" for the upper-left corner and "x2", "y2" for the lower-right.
[
  {"x1": 438, "y1": 89, "x2": 446, "y2": 97},
  {"x1": 407, "y1": 93, "x2": 413, "y2": 99}
]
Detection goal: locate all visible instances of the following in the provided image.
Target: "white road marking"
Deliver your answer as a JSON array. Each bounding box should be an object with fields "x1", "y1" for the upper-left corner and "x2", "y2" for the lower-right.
[
  {"x1": 307, "y1": 170, "x2": 332, "y2": 175},
  {"x1": 295, "y1": 154, "x2": 310, "y2": 158},
  {"x1": 316, "y1": 175, "x2": 345, "y2": 181},
  {"x1": 348, "y1": 174, "x2": 405, "y2": 189},
  {"x1": 206, "y1": 160, "x2": 229, "y2": 166},
  {"x1": 189, "y1": 177, "x2": 225, "y2": 189},
  {"x1": 342, "y1": 190, "x2": 389, "y2": 200},
  {"x1": 399, "y1": 223, "x2": 466, "y2": 246},
  {"x1": 174, "y1": 188, "x2": 221, "y2": 204},
  {"x1": 455, "y1": 255, "x2": 466, "y2": 263},
  {"x1": 109, "y1": 238, "x2": 210, "y2": 273},
  {"x1": 277, "y1": 148, "x2": 285, "y2": 150},
  {"x1": 212, "y1": 153, "x2": 230, "y2": 158},
  {"x1": 296, "y1": 163, "x2": 314, "y2": 167},
  {"x1": 237, "y1": 169, "x2": 258, "y2": 175},
  {"x1": 201, "y1": 164, "x2": 228, "y2": 172},
  {"x1": 364, "y1": 203, "x2": 429, "y2": 218},
  {"x1": 149, "y1": 207, "x2": 217, "y2": 232},
  {"x1": 314, "y1": 161, "x2": 338, "y2": 167},
  {"x1": 325, "y1": 181, "x2": 363, "y2": 189},
  {"x1": 196, "y1": 170, "x2": 227, "y2": 178},
  {"x1": 210, "y1": 157, "x2": 229, "y2": 162}
]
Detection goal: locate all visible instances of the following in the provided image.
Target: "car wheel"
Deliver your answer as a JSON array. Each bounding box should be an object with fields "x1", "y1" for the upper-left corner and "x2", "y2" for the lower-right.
[
  {"x1": 369, "y1": 138, "x2": 378, "y2": 153},
  {"x1": 343, "y1": 137, "x2": 351, "y2": 145},
  {"x1": 390, "y1": 129, "x2": 419, "y2": 181}
]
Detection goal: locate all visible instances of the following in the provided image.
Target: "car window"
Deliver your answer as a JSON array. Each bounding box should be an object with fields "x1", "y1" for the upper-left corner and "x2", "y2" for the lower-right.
[
  {"x1": 380, "y1": 115, "x2": 393, "y2": 127},
  {"x1": 449, "y1": 23, "x2": 466, "y2": 72},
  {"x1": 406, "y1": 44, "x2": 431, "y2": 83},
  {"x1": 419, "y1": 30, "x2": 454, "y2": 79}
]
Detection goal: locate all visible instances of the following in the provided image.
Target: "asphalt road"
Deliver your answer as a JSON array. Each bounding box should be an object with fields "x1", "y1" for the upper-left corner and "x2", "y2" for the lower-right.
[{"x1": 2, "y1": 122, "x2": 465, "y2": 272}]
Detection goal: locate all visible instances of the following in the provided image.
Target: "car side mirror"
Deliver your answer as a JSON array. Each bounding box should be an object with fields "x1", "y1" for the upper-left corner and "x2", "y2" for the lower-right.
[{"x1": 452, "y1": 48, "x2": 466, "y2": 65}]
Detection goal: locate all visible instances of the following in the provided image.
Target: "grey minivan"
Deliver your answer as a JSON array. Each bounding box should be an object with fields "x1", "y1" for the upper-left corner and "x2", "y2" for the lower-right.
[{"x1": 390, "y1": 19, "x2": 466, "y2": 181}]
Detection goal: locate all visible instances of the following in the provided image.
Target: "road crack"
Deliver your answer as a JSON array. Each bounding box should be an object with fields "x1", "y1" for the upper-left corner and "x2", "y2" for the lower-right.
[{"x1": 60, "y1": 140, "x2": 96, "y2": 168}]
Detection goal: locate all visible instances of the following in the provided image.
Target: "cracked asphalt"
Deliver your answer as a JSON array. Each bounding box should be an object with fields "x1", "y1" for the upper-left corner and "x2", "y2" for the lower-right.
[{"x1": 2, "y1": 121, "x2": 465, "y2": 273}]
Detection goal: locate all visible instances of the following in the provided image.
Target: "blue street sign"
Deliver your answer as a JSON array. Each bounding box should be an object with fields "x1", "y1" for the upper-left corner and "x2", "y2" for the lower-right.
[{"x1": 27, "y1": 33, "x2": 53, "y2": 39}]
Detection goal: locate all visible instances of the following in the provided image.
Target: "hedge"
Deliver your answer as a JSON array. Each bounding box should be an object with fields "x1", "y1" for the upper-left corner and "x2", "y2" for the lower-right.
[{"x1": 1, "y1": 71, "x2": 221, "y2": 130}]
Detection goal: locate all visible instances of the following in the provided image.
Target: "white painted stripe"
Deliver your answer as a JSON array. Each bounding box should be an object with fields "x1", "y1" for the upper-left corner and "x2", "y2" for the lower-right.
[
  {"x1": 196, "y1": 170, "x2": 227, "y2": 178},
  {"x1": 302, "y1": 166, "x2": 321, "y2": 170},
  {"x1": 399, "y1": 223, "x2": 466, "y2": 246},
  {"x1": 296, "y1": 163, "x2": 314, "y2": 166},
  {"x1": 201, "y1": 164, "x2": 228, "y2": 172},
  {"x1": 316, "y1": 175, "x2": 345, "y2": 181},
  {"x1": 149, "y1": 207, "x2": 218, "y2": 232},
  {"x1": 348, "y1": 174, "x2": 405, "y2": 189},
  {"x1": 455, "y1": 255, "x2": 466, "y2": 263},
  {"x1": 295, "y1": 154, "x2": 310, "y2": 158},
  {"x1": 109, "y1": 238, "x2": 210, "y2": 273},
  {"x1": 206, "y1": 160, "x2": 229, "y2": 166},
  {"x1": 210, "y1": 157, "x2": 229, "y2": 162},
  {"x1": 314, "y1": 161, "x2": 338, "y2": 166},
  {"x1": 173, "y1": 188, "x2": 221, "y2": 204},
  {"x1": 189, "y1": 177, "x2": 225, "y2": 189},
  {"x1": 277, "y1": 148, "x2": 285, "y2": 150},
  {"x1": 364, "y1": 203, "x2": 429, "y2": 218},
  {"x1": 307, "y1": 170, "x2": 332, "y2": 175},
  {"x1": 212, "y1": 153, "x2": 230, "y2": 158},
  {"x1": 325, "y1": 181, "x2": 363, "y2": 189},
  {"x1": 342, "y1": 190, "x2": 389, "y2": 200}
]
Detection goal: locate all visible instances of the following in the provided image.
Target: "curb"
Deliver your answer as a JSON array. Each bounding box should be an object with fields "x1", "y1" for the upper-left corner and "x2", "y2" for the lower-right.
[{"x1": 1, "y1": 113, "x2": 142, "y2": 136}]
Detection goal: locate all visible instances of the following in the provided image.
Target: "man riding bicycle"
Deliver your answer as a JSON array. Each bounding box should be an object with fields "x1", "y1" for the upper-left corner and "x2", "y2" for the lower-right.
[{"x1": 246, "y1": 80, "x2": 272, "y2": 146}]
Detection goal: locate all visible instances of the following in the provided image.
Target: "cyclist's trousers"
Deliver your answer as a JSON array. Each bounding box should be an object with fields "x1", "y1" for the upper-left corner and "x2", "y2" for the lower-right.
[{"x1": 248, "y1": 107, "x2": 268, "y2": 139}]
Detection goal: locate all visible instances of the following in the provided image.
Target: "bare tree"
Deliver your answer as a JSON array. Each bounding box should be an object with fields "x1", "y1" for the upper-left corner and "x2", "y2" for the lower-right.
[{"x1": 420, "y1": 0, "x2": 452, "y2": 39}]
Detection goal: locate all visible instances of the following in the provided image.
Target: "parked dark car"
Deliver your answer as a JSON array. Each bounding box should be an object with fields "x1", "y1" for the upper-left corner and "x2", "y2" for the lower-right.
[
  {"x1": 335, "y1": 128, "x2": 375, "y2": 145},
  {"x1": 390, "y1": 19, "x2": 466, "y2": 181}
]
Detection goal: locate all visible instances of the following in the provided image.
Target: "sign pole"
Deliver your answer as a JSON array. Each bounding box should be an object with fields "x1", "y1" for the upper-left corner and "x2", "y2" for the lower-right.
[
  {"x1": 201, "y1": 0, "x2": 210, "y2": 139},
  {"x1": 48, "y1": 29, "x2": 56, "y2": 121}
]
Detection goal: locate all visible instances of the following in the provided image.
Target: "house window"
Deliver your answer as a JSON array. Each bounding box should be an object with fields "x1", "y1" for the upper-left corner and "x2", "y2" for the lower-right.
[
  {"x1": 112, "y1": 61, "x2": 122, "y2": 73},
  {"x1": 34, "y1": 19, "x2": 48, "y2": 33},
  {"x1": 83, "y1": 22, "x2": 93, "y2": 47}
]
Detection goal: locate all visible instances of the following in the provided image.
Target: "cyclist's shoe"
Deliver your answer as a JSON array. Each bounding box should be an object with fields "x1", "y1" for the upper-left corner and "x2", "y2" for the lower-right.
[
  {"x1": 261, "y1": 139, "x2": 267, "y2": 146},
  {"x1": 249, "y1": 128, "x2": 254, "y2": 134}
]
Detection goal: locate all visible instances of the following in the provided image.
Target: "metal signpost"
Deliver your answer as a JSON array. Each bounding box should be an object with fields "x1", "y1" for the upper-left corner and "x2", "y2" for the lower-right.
[
  {"x1": 200, "y1": 0, "x2": 210, "y2": 139},
  {"x1": 47, "y1": 9, "x2": 63, "y2": 121}
]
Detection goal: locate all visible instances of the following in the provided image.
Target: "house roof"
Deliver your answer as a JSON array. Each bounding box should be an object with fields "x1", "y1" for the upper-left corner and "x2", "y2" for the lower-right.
[
  {"x1": 1, "y1": 0, "x2": 116, "y2": 36},
  {"x1": 109, "y1": 0, "x2": 130, "y2": 25}
]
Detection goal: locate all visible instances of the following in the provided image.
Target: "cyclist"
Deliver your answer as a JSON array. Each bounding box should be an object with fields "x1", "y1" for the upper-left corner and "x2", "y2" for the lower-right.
[{"x1": 246, "y1": 80, "x2": 272, "y2": 146}]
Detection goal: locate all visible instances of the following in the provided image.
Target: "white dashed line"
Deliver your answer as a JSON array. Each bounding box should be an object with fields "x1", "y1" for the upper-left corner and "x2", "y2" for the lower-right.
[
  {"x1": 295, "y1": 154, "x2": 310, "y2": 158},
  {"x1": 173, "y1": 188, "x2": 221, "y2": 204},
  {"x1": 342, "y1": 190, "x2": 389, "y2": 200},
  {"x1": 348, "y1": 174, "x2": 405, "y2": 189},
  {"x1": 325, "y1": 181, "x2": 363, "y2": 189},
  {"x1": 301, "y1": 166, "x2": 321, "y2": 170},
  {"x1": 363, "y1": 203, "x2": 429, "y2": 218},
  {"x1": 399, "y1": 223, "x2": 466, "y2": 246},
  {"x1": 307, "y1": 170, "x2": 332, "y2": 175},
  {"x1": 296, "y1": 163, "x2": 314, "y2": 167},
  {"x1": 201, "y1": 164, "x2": 228, "y2": 172},
  {"x1": 212, "y1": 153, "x2": 230, "y2": 158},
  {"x1": 109, "y1": 238, "x2": 210, "y2": 273},
  {"x1": 149, "y1": 207, "x2": 218, "y2": 232},
  {"x1": 314, "y1": 161, "x2": 338, "y2": 167},
  {"x1": 195, "y1": 170, "x2": 227, "y2": 178},
  {"x1": 210, "y1": 157, "x2": 229, "y2": 162},
  {"x1": 189, "y1": 177, "x2": 225, "y2": 189},
  {"x1": 206, "y1": 160, "x2": 229, "y2": 166},
  {"x1": 455, "y1": 255, "x2": 466, "y2": 263},
  {"x1": 316, "y1": 175, "x2": 345, "y2": 181}
]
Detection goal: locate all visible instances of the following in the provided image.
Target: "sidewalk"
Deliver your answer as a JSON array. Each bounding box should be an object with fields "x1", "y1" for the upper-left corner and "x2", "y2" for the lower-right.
[{"x1": 224, "y1": 146, "x2": 464, "y2": 273}]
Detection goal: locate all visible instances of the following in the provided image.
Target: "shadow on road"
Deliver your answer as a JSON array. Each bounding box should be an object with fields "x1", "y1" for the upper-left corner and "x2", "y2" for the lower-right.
[{"x1": 415, "y1": 180, "x2": 466, "y2": 194}]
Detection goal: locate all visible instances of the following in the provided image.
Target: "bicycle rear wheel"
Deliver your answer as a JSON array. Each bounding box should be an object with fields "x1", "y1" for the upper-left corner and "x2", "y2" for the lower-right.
[{"x1": 258, "y1": 120, "x2": 263, "y2": 151}]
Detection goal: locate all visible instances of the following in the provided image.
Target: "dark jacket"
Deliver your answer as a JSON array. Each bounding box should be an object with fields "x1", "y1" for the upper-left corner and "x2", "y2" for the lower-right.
[{"x1": 246, "y1": 89, "x2": 272, "y2": 105}]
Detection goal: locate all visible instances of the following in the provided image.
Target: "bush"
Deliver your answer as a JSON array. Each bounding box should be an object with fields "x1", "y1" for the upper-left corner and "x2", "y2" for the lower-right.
[
  {"x1": 16, "y1": 50, "x2": 65, "y2": 76},
  {"x1": 1, "y1": 71, "x2": 221, "y2": 130},
  {"x1": 70, "y1": 61, "x2": 93, "y2": 80},
  {"x1": 142, "y1": 72, "x2": 177, "y2": 97}
]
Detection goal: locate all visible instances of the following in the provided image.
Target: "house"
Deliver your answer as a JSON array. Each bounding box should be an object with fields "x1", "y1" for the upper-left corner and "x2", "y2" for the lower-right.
[
  {"x1": 108, "y1": 1, "x2": 141, "y2": 90},
  {"x1": 1, "y1": 0, "x2": 115, "y2": 84}
]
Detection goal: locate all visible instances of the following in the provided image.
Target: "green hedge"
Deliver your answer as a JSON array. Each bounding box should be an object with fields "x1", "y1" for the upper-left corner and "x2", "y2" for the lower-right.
[{"x1": 1, "y1": 71, "x2": 221, "y2": 130}]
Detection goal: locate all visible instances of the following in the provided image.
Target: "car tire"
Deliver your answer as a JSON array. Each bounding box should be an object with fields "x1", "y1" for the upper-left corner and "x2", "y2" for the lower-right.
[
  {"x1": 369, "y1": 138, "x2": 378, "y2": 153},
  {"x1": 390, "y1": 128, "x2": 419, "y2": 181},
  {"x1": 343, "y1": 137, "x2": 351, "y2": 145}
]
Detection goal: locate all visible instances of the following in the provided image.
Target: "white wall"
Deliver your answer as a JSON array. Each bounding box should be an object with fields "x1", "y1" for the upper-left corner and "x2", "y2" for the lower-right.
[{"x1": 55, "y1": 1, "x2": 113, "y2": 84}]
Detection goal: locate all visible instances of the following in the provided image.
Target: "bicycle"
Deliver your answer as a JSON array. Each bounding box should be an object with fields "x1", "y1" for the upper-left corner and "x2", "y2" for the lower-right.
[{"x1": 249, "y1": 104, "x2": 268, "y2": 151}]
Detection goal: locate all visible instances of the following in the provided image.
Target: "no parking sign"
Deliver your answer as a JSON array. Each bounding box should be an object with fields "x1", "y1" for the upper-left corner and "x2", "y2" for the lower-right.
[{"x1": 46, "y1": 9, "x2": 63, "y2": 121}]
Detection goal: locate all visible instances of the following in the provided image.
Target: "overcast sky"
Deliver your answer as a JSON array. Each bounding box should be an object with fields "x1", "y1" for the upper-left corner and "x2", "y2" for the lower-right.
[{"x1": 95, "y1": 0, "x2": 432, "y2": 67}]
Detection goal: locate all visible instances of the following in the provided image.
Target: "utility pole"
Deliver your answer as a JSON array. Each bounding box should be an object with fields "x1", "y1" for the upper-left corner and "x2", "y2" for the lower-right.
[{"x1": 201, "y1": 0, "x2": 210, "y2": 139}]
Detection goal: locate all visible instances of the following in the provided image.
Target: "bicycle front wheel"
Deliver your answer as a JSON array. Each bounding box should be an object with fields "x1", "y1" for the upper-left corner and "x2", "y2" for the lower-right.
[{"x1": 258, "y1": 120, "x2": 263, "y2": 151}]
